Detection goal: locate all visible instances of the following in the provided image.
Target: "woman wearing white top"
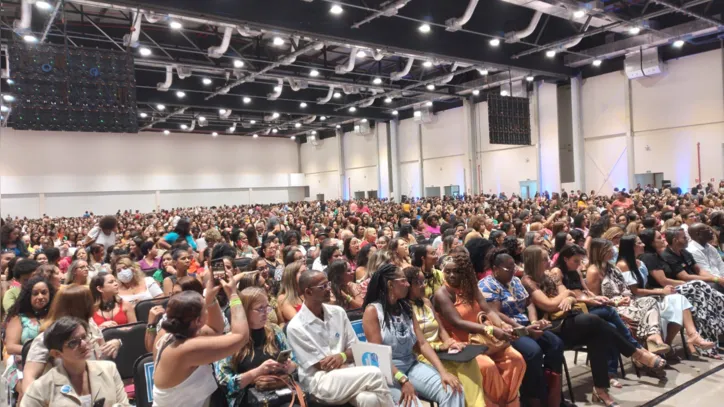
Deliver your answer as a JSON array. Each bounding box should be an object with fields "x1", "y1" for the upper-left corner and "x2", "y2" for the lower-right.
[
  {"x1": 82, "y1": 216, "x2": 117, "y2": 249},
  {"x1": 152, "y1": 273, "x2": 249, "y2": 407},
  {"x1": 115, "y1": 257, "x2": 163, "y2": 304}
]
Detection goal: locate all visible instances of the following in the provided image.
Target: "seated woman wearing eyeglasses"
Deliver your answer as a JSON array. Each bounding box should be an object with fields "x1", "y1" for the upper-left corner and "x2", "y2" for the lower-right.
[
  {"x1": 215, "y1": 287, "x2": 296, "y2": 407},
  {"x1": 21, "y1": 316, "x2": 130, "y2": 407}
]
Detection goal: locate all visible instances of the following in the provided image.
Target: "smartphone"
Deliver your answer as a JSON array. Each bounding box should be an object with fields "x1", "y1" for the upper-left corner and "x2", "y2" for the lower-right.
[
  {"x1": 513, "y1": 327, "x2": 529, "y2": 337},
  {"x1": 211, "y1": 261, "x2": 226, "y2": 285},
  {"x1": 276, "y1": 349, "x2": 292, "y2": 364}
]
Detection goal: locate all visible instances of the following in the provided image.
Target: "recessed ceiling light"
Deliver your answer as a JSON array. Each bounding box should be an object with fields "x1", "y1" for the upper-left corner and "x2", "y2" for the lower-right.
[
  {"x1": 311, "y1": 130, "x2": 317, "y2": 135},
  {"x1": 426, "y1": 84, "x2": 435, "y2": 91},
  {"x1": 295, "y1": 123, "x2": 302, "y2": 128},
  {"x1": 425, "y1": 101, "x2": 433, "y2": 107},
  {"x1": 228, "y1": 127, "x2": 235, "y2": 132},
  {"x1": 472, "y1": 89, "x2": 480, "y2": 96},
  {"x1": 176, "y1": 91, "x2": 186, "y2": 98},
  {"x1": 489, "y1": 38, "x2": 500, "y2": 47},
  {"x1": 573, "y1": 10, "x2": 586, "y2": 19},
  {"x1": 356, "y1": 50, "x2": 367, "y2": 59},
  {"x1": 273, "y1": 37, "x2": 284, "y2": 46},
  {"x1": 219, "y1": 109, "x2": 227, "y2": 114},
  {"x1": 253, "y1": 134, "x2": 259, "y2": 138},
  {"x1": 3, "y1": 95, "x2": 15, "y2": 102},
  {"x1": 163, "y1": 130, "x2": 170, "y2": 135},
  {"x1": 354, "y1": 125, "x2": 360, "y2": 131},
  {"x1": 35, "y1": 1, "x2": 52, "y2": 10},
  {"x1": 272, "y1": 128, "x2": 278, "y2": 133},
  {"x1": 202, "y1": 78, "x2": 212, "y2": 85},
  {"x1": 198, "y1": 116, "x2": 206, "y2": 121},
  {"x1": 384, "y1": 97, "x2": 392, "y2": 104},
  {"x1": 310, "y1": 69, "x2": 319, "y2": 77},
  {"x1": 212, "y1": 132, "x2": 218, "y2": 137},
  {"x1": 233, "y1": 60, "x2": 244, "y2": 68},
  {"x1": 333, "y1": 92, "x2": 342, "y2": 98},
  {"x1": 0, "y1": 105, "x2": 8, "y2": 112},
  {"x1": 336, "y1": 125, "x2": 341, "y2": 129},
  {"x1": 139, "y1": 47, "x2": 152, "y2": 56},
  {"x1": 250, "y1": 120, "x2": 256, "y2": 124},
  {"x1": 291, "y1": 135, "x2": 296, "y2": 140},
  {"x1": 240, "y1": 97, "x2": 250, "y2": 104},
  {"x1": 500, "y1": 90, "x2": 509, "y2": 96},
  {"x1": 392, "y1": 110, "x2": 398, "y2": 115},
  {"x1": 169, "y1": 21, "x2": 183, "y2": 30},
  {"x1": 526, "y1": 75, "x2": 534, "y2": 82},
  {"x1": 272, "y1": 112, "x2": 280, "y2": 119},
  {"x1": 320, "y1": 116, "x2": 327, "y2": 121},
  {"x1": 478, "y1": 69, "x2": 488, "y2": 75},
  {"x1": 372, "y1": 77, "x2": 382, "y2": 85},
  {"x1": 629, "y1": 27, "x2": 641, "y2": 35},
  {"x1": 180, "y1": 124, "x2": 188, "y2": 130},
  {"x1": 330, "y1": 4, "x2": 343, "y2": 14},
  {"x1": 673, "y1": 39, "x2": 685, "y2": 48},
  {"x1": 274, "y1": 86, "x2": 282, "y2": 92},
  {"x1": 592, "y1": 59, "x2": 602, "y2": 67},
  {"x1": 157, "y1": 104, "x2": 165, "y2": 111},
  {"x1": 139, "y1": 112, "x2": 148, "y2": 118},
  {"x1": 423, "y1": 61, "x2": 433, "y2": 68},
  {"x1": 6, "y1": 79, "x2": 14, "y2": 85},
  {"x1": 419, "y1": 24, "x2": 431, "y2": 33},
  {"x1": 361, "y1": 119, "x2": 368, "y2": 123},
  {"x1": 23, "y1": 35, "x2": 37, "y2": 43},
  {"x1": 414, "y1": 111, "x2": 422, "y2": 118},
  {"x1": 546, "y1": 50, "x2": 557, "y2": 58},
  {"x1": 349, "y1": 107, "x2": 357, "y2": 112},
  {"x1": 300, "y1": 102, "x2": 307, "y2": 108}
]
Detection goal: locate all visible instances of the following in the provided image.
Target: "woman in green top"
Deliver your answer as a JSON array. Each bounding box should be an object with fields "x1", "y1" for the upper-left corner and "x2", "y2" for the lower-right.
[{"x1": 411, "y1": 244, "x2": 444, "y2": 299}]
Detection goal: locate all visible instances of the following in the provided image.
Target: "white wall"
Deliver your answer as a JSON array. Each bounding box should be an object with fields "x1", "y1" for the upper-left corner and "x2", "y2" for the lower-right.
[
  {"x1": 343, "y1": 129, "x2": 379, "y2": 197},
  {"x1": 0, "y1": 129, "x2": 303, "y2": 218},
  {"x1": 420, "y1": 107, "x2": 467, "y2": 196},
  {"x1": 301, "y1": 136, "x2": 340, "y2": 201}
]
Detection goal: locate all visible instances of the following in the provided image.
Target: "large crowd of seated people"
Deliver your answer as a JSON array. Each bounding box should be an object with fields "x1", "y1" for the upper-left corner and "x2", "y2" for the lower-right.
[{"x1": 2, "y1": 184, "x2": 724, "y2": 407}]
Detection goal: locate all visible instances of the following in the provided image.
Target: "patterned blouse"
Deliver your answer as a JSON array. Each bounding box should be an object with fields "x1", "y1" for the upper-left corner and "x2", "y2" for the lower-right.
[{"x1": 479, "y1": 275, "x2": 530, "y2": 325}]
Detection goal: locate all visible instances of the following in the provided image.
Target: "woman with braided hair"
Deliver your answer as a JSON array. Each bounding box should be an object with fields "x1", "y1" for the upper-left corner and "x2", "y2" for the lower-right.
[{"x1": 434, "y1": 246, "x2": 526, "y2": 407}]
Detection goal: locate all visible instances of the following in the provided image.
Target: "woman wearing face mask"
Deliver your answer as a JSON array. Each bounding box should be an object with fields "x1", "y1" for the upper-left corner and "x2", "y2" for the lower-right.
[
  {"x1": 115, "y1": 257, "x2": 163, "y2": 303},
  {"x1": 2, "y1": 276, "x2": 55, "y2": 397},
  {"x1": 21, "y1": 317, "x2": 130, "y2": 407},
  {"x1": 90, "y1": 273, "x2": 137, "y2": 330},
  {"x1": 162, "y1": 249, "x2": 191, "y2": 296}
]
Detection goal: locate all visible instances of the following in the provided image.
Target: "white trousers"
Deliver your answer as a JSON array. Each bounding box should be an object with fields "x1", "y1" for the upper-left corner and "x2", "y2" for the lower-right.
[{"x1": 311, "y1": 366, "x2": 395, "y2": 407}]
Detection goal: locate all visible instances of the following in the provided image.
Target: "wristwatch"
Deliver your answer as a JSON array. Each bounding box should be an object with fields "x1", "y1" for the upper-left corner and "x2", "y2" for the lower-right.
[{"x1": 398, "y1": 376, "x2": 410, "y2": 386}]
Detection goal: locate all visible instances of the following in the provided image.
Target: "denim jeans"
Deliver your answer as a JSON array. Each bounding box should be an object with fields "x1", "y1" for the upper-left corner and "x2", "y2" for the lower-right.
[
  {"x1": 589, "y1": 306, "x2": 641, "y2": 375},
  {"x1": 512, "y1": 331, "x2": 565, "y2": 402},
  {"x1": 389, "y1": 361, "x2": 466, "y2": 407}
]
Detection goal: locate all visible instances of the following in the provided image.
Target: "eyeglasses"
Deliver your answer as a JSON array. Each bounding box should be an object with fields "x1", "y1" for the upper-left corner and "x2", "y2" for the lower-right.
[
  {"x1": 311, "y1": 281, "x2": 332, "y2": 290},
  {"x1": 412, "y1": 278, "x2": 426, "y2": 286},
  {"x1": 66, "y1": 335, "x2": 89, "y2": 350},
  {"x1": 253, "y1": 306, "x2": 274, "y2": 314}
]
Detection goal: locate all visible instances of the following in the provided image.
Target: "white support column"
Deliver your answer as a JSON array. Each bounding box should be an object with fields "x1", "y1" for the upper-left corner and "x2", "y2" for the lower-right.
[
  {"x1": 463, "y1": 98, "x2": 479, "y2": 195},
  {"x1": 155, "y1": 191, "x2": 161, "y2": 211},
  {"x1": 417, "y1": 123, "x2": 424, "y2": 198},
  {"x1": 38, "y1": 193, "x2": 46, "y2": 217},
  {"x1": 534, "y1": 82, "x2": 543, "y2": 194},
  {"x1": 536, "y1": 81, "x2": 561, "y2": 194},
  {"x1": 336, "y1": 129, "x2": 347, "y2": 200},
  {"x1": 376, "y1": 122, "x2": 390, "y2": 199},
  {"x1": 624, "y1": 78, "x2": 636, "y2": 190},
  {"x1": 571, "y1": 75, "x2": 586, "y2": 192},
  {"x1": 389, "y1": 119, "x2": 402, "y2": 202}
]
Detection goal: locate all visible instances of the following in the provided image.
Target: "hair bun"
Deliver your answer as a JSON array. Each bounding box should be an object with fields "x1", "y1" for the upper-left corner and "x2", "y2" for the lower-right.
[{"x1": 161, "y1": 318, "x2": 182, "y2": 334}]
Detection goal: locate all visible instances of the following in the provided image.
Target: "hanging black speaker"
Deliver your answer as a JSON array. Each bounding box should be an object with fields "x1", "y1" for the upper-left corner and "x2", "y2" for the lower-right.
[{"x1": 487, "y1": 94, "x2": 531, "y2": 145}]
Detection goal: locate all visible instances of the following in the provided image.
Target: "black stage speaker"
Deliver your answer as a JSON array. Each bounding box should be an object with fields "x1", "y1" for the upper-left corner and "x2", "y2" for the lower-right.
[
  {"x1": 8, "y1": 43, "x2": 138, "y2": 133},
  {"x1": 488, "y1": 94, "x2": 531, "y2": 145}
]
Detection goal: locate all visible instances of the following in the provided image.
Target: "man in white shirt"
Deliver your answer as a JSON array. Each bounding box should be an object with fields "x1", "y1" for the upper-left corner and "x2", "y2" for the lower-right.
[
  {"x1": 286, "y1": 270, "x2": 394, "y2": 407},
  {"x1": 687, "y1": 223, "x2": 724, "y2": 277}
]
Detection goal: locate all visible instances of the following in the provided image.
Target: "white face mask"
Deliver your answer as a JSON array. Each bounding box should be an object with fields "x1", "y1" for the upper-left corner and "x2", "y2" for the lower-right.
[{"x1": 117, "y1": 268, "x2": 134, "y2": 283}]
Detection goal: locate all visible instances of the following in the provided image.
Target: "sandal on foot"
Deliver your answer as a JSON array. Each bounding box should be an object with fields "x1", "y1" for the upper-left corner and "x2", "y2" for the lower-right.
[
  {"x1": 592, "y1": 388, "x2": 621, "y2": 407},
  {"x1": 608, "y1": 378, "x2": 623, "y2": 389},
  {"x1": 633, "y1": 351, "x2": 667, "y2": 370}
]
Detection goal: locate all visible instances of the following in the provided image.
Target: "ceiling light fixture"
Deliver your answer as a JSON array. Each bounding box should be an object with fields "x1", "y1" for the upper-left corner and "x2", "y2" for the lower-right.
[
  {"x1": 320, "y1": 116, "x2": 327, "y2": 121},
  {"x1": 180, "y1": 124, "x2": 188, "y2": 130},
  {"x1": 311, "y1": 130, "x2": 317, "y2": 135},
  {"x1": 156, "y1": 104, "x2": 165, "y2": 111},
  {"x1": 139, "y1": 47, "x2": 152, "y2": 56},
  {"x1": 3, "y1": 95, "x2": 15, "y2": 102},
  {"x1": 36, "y1": 1, "x2": 52, "y2": 10},
  {"x1": 392, "y1": 110, "x2": 398, "y2": 115},
  {"x1": 573, "y1": 10, "x2": 586, "y2": 19},
  {"x1": 629, "y1": 27, "x2": 641, "y2": 35},
  {"x1": 243, "y1": 96, "x2": 252, "y2": 104},
  {"x1": 202, "y1": 78, "x2": 212, "y2": 85},
  {"x1": 233, "y1": 60, "x2": 244, "y2": 68},
  {"x1": 300, "y1": 102, "x2": 308, "y2": 108},
  {"x1": 336, "y1": 125, "x2": 341, "y2": 129},
  {"x1": 372, "y1": 77, "x2": 382, "y2": 85},
  {"x1": 295, "y1": 123, "x2": 302, "y2": 128},
  {"x1": 169, "y1": 21, "x2": 183, "y2": 30},
  {"x1": 426, "y1": 84, "x2": 435, "y2": 91},
  {"x1": 23, "y1": 35, "x2": 37, "y2": 43},
  {"x1": 163, "y1": 130, "x2": 170, "y2": 135},
  {"x1": 356, "y1": 50, "x2": 367, "y2": 59},
  {"x1": 253, "y1": 134, "x2": 259, "y2": 138},
  {"x1": 0, "y1": 105, "x2": 8, "y2": 112},
  {"x1": 592, "y1": 59, "x2": 602, "y2": 67},
  {"x1": 489, "y1": 38, "x2": 500, "y2": 47},
  {"x1": 546, "y1": 50, "x2": 556, "y2": 58},
  {"x1": 673, "y1": 39, "x2": 685, "y2": 48},
  {"x1": 333, "y1": 92, "x2": 342, "y2": 99},
  {"x1": 414, "y1": 111, "x2": 422, "y2": 118},
  {"x1": 384, "y1": 97, "x2": 392, "y2": 104},
  {"x1": 472, "y1": 89, "x2": 480, "y2": 96},
  {"x1": 139, "y1": 112, "x2": 148, "y2": 118},
  {"x1": 212, "y1": 132, "x2": 218, "y2": 137},
  {"x1": 250, "y1": 120, "x2": 256, "y2": 124},
  {"x1": 272, "y1": 128, "x2": 278, "y2": 133},
  {"x1": 6, "y1": 79, "x2": 14, "y2": 85},
  {"x1": 478, "y1": 69, "x2": 489, "y2": 75},
  {"x1": 272, "y1": 37, "x2": 284, "y2": 46},
  {"x1": 349, "y1": 107, "x2": 357, "y2": 112},
  {"x1": 198, "y1": 116, "x2": 206, "y2": 121},
  {"x1": 274, "y1": 86, "x2": 282, "y2": 92},
  {"x1": 500, "y1": 90, "x2": 509, "y2": 96},
  {"x1": 310, "y1": 69, "x2": 319, "y2": 77},
  {"x1": 272, "y1": 112, "x2": 280, "y2": 119},
  {"x1": 330, "y1": 4, "x2": 343, "y2": 14},
  {"x1": 425, "y1": 101, "x2": 433, "y2": 107},
  {"x1": 423, "y1": 61, "x2": 433, "y2": 68},
  {"x1": 176, "y1": 91, "x2": 186, "y2": 98},
  {"x1": 291, "y1": 136, "x2": 296, "y2": 140},
  {"x1": 219, "y1": 109, "x2": 227, "y2": 114},
  {"x1": 361, "y1": 119, "x2": 368, "y2": 123},
  {"x1": 419, "y1": 24, "x2": 431, "y2": 33},
  {"x1": 526, "y1": 75, "x2": 534, "y2": 82}
]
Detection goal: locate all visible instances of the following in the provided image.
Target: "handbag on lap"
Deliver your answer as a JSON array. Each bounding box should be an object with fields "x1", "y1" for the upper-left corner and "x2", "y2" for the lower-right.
[{"x1": 468, "y1": 311, "x2": 511, "y2": 356}]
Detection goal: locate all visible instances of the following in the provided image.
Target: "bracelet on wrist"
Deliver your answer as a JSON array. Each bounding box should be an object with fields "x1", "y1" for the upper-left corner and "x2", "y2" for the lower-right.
[
  {"x1": 339, "y1": 352, "x2": 347, "y2": 363},
  {"x1": 229, "y1": 298, "x2": 242, "y2": 307}
]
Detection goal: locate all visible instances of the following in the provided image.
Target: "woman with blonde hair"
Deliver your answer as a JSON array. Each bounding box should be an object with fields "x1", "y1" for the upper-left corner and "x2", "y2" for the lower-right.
[
  {"x1": 276, "y1": 260, "x2": 307, "y2": 325},
  {"x1": 388, "y1": 237, "x2": 412, "y2": 269},
  {"x1": 215, "y1": 287, "x2": 296, "y2": 406},
  {"x1": 115, "y1": 256, "x2": 163, "y2": 303},
  {"x1": 65, "y1": 260, "x2": 90, "y2": 286},
  {"x1": 358, "y1": 249, "x2": 391, "y2": 297},
  {"x1": 661, "y1": 218, "x2": 681, "y2": 233},
  {"x1": 625, "y1": 221, "x2": 644, "y2": 236}
]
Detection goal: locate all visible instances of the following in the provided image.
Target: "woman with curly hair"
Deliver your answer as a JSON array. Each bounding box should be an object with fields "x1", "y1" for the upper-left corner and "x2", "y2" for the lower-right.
[{"x1": 434, "y1": 247, "x2": 526, "y2": 407}]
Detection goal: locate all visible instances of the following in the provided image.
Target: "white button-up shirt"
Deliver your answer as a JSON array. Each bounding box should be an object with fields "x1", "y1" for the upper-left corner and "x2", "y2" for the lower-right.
[
  {"x1": 687, "y1": 240, "x2": 724, "y2": 277},
  {"x1": 286, "y1": 303, "x2": 357, "y2": 389}
]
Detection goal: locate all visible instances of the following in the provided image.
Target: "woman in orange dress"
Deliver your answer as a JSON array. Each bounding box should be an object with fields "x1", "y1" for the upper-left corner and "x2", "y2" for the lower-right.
[{"x1": 434, "y1": 247, "x2": 526, "y2": 407}]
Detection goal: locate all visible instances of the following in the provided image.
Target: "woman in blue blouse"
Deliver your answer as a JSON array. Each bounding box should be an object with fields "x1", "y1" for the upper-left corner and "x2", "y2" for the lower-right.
[
  {"x1": 160, "y1": 219, "x2": 197, "y2": 251},
  {"x1": 215, "y1": 287, "x2": 296, "y2": 406},
  {"x1": 480, "y1": 247, "x2": 566, "y2": 407}
]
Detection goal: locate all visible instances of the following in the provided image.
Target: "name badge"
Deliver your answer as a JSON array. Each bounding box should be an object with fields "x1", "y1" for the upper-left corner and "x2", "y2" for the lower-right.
[{"x1": 61, "y1": 385, "x2": 72, "y2": 394}]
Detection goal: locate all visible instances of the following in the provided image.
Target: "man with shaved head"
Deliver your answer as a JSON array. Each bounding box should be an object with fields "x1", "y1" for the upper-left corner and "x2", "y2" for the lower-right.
[
  {"x1": 687, "y1": 223, "x2": 724, "y2": 282},
  {"x1": 661, "y1": 227, "x2": 724, "y2": 294},
  {"x1": 286, "y1": 270, "x2": 394, "y2": 407}
]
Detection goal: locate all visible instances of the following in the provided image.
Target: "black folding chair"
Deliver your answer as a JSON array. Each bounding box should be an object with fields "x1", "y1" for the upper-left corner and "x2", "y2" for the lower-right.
[
  {"x1": 132, "y1": 353, "x2": 155, "y2": 407},
  {"x1": 134, "y1": 296, "x2": 170, "y2": 323},
  {"x1": 102, "y1": 322, "x2": 147, "y2": 379},
  {"x1": 346, "y1": 308, "x2": 364, "y2": 322}
]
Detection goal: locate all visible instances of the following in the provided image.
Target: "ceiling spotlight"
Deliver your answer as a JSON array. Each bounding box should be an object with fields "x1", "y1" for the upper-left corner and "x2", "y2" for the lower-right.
[
  {"x1": 320, "y1": 116, "x2": 327, "y2": 121},
  {"x1": 291, "y1": 136, "x2": 296, "y2": 140},
  {"x1": 414, "y1": 111, "x2": 422, "y2": 118},
  {"x1": 392, "y1": 110, "x2": 398, "y2": 115},
  {"x1": 673, "y1": 39, "x2": 685, "y2": 48},
  {"x1": 372, "y1": 77, "x2": 382, "y2": 85},
  {"x1": 425, "y1": 101, "x2": 433, "y2": 107},
  {"x1": 546, "y1": 50, "x2": 557, "y2": 58},
  {"x1": 472, "y1": 89, "x2": 480, "y2": 96},
  {"x1": 243, "y1": 97, "x2": 252, "y2": 104},
  {"x1": 176, "y1": 91, "x2": 186, "y2": 98},
  {"x1": 6, "y1": 79, "x2": 14, "y2": 85},
  {"x1": 354, "y1": 125, "x2": 360, "y2": 131},
  {"x1": 180, "y1": 124, "x2": 188, "y2": 130},
  {"x1": 489, "y1": 38, "x2": 500, "y2": 47},
  {"x1": 274, "y1": 86, "x2": 282, "y2": 92},
  {"x1": 0, "y1": 105, "x2": 9, "y2": 112},
  {"x1": 272, "y1": 37, "x2": 284, "y2": 46},
  {"x1": 330, "y1": 4, "x2": 343, "y2": 14},
  {"x1": 356, "y1": 50, "x2": 367, "y2": 59},
  {"x1": 272, "y1": 112, "x2": 280, "y2": 119},
  {"x1": 23, "y1": 35, "x2": 38, "y2": 43},
  {"x1": 526, "y1": 75, "x2": 534, "y2": 82},
  {"x1": 35, "y1": 1, "x2": 52, "y2": 10},
  {"x1": 139, "y1": 47, "x2": 152, "y2": 56},
  {"x1": 419, "y1": 23, "x2": 431, "y2": 33},
  {"x1": 212, "y1": 132, "x2": 218, "y2": 137},
  {"x1": 573, "y1": 10, "x2": 586, "y2": 19},
  {"x1": 426, "y1": 84, "x2": 435, "y2": 91},
  {"x1": 163, "y1": 130, "x2": 170, "y2": 135},
  {"x1": 629, "y1": 27, "x2": 641, "y2": 35},
  {"x1": 139, "y1": 112, "x2": 148, "y2": 118},
  {"x1": 423, "y1": 61, "x2": 433, "y2": 68},
  {"x1": 250, "y1": 120, "x2": 256, "y2": 124},
  {"x1": 361, "y1": 119, "x2": 368, "y2": 123},
  {"x1": 233, "y1": 60, "x2": 244, "y2": 68},
  {"x1": 500, "y1": 90, "x2": 509, "y2": 96},
  {"x1": 336, "y1": 125, "x2": 341, "y2": 129},
  {"x1": 295, "y1": 123, "x2": 302, "y2": 128},
  {"x1": 156, "y1": 104, "x2": 165, "y2": 111},
  {"x1": 300, "y1": 102, "x2": 308, "y2": 108},
  {"x1": 311, "y1": 130, "x2": 317, "y2": 135},
  {"x1": 333, "y1": 92, "x2": 342, "y2": 99},
  {"x1": 219, "y1": 109, "x2": 227, "y2": 114},
  {"x1": 3, "y1": 95, "x2": 15, "y2": 102},
  {"x1": 202, "y1": 78, "x2": 212, "y2": 85},
  {"x1": 198, "y1": 116, "x2": 206, "y2": 121},
  {"x1": 228, "y1": 126, "x2": 235, "y2": 133},
  {"x1": 349, "y1": 107, "x2": 357, "y2": 112},
  {"x1": 169, "y1": 21, "x2": 183, "y2": 30},
  {"x1": 384, "y1": 97, "x2": 392, "y2": 104},
  {"x1": 253, "y1": 134, "x2": 259, "y2": 138},
  {"x1": 592, "y1": 59, "x2": 602, "y2": 67},
  {"x1": 310, "y1": 69, "x2": 319, "y2": 77},
  {"x1": 478, "y1": 68, "x2": 489, "y2": 75},
  {"x1": 272, "y1": 128, "x2": 278, "y2": 133}
]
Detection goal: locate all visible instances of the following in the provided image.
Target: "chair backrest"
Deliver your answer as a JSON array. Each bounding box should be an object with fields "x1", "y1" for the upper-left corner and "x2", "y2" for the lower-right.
[
  {"x1": 19, "y1": 339, "x2": 34, "y2": 371},
  {"x1": 102, "y1": 322, "x2": 147, "y2": 379},
  {"x1": 347, "y1": 308, "x2": 366, "y2": 342},
  {"x1": 132, "y1": 353, "x2": 155, "y2": 407},
  {"x1": 134, "y1": 296, "x2": 170, "y2": 323}
]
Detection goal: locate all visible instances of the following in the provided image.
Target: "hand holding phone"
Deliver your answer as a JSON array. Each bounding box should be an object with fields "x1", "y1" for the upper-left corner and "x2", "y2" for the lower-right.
[{"x1": 276, "y1": 349, "x2": 292, "y2": 364}]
